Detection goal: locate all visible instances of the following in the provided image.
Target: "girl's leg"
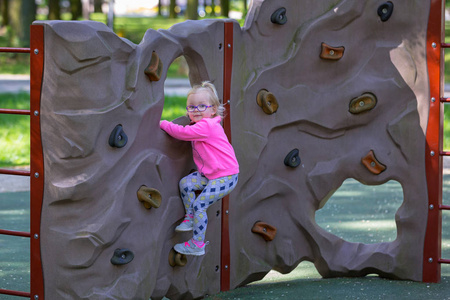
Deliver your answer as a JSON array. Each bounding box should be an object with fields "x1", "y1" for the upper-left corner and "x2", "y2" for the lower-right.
[
  {"x1": 192, "y1": 174, "x2": 239, "y2": 243},
  {"x1": 176, "y1": 172, "x2": 208, "y2": 232},
  {"x1": 174, "y1": 174, "x2": 239, "y2": 255}
]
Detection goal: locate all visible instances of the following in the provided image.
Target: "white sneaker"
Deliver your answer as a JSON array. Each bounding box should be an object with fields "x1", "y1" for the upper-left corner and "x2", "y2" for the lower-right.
[
  {"x1": 174, "y1": 239, "x2": 208, "y2": 256},
  {"x1": 175, "y1": 214, "x2": 193, "y2": 232}
]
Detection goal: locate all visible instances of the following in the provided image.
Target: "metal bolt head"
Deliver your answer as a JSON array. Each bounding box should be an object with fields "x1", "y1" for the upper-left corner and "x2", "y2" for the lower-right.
[
  {"x1": 34, "y1": 233, "x2": 39, "y2": 239},
  {"x1": 225, "y1": 265, "x2": 228, "y2": 269},
  {"x1": 431, "y1": 97, "x2": 436, "y2": 103},
  {"x1": 429, "y1": 204, "x2": 434, "y2": 210},
  {"x1": 34, "y1": 49, "x2": 39, "y2": 55},
  {"x1": 329, "y1": 50, "x2": 335, "y2": 56},
  {"x1": 431, "y1": 151, "x2": 435, "y2": 157},
  {"x1": 34, "y1": 110, "x2": 39, "y2": 116},
  {"x1": 428, "y1": 257, "x2": 433, "y2": 263},
  {"x1": 34, "y1": 295, "x2": 39, "y2": 300},
  {"x1": 432, "y1": 42, "x2": 437, "y2": 48},
  {"x1": 34, "y1": 172, "x2": 39, "y2": 178}
]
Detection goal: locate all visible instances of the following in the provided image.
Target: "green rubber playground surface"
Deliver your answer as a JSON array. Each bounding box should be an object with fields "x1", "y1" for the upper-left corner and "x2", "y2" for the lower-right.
[{"x1": 1, "y1": 178, "x2": 450, "y2": 299}]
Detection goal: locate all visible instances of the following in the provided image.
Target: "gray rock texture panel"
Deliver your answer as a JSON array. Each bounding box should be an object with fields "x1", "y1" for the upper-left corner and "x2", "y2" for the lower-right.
[{"x1": 35, "y1": 0, "x2": 431, "y2": 298}]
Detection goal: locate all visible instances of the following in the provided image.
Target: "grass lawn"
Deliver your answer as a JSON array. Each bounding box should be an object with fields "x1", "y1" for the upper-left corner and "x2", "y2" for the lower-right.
[{"x1": 0, "y1": 93, "x2": 30, "y2": 167}]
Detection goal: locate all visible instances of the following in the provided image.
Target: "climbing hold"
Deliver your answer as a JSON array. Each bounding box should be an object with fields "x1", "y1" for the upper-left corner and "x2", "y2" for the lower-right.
[
  {"x1": 144, "y1": 51, "x2": 163, "y2": 81},
  {"x1": 169, "y1": 248, "x2": 187, "y2": 267},
  {"x1": 110, "y1": 248, "x2": 134, "y2": 265},
  {"x1": 251, "y1": 221, "x2": 277, "y2": 241},
  {"x1": 377, "y1": 2, "x2": 394, "y2": 22},
  {"x1": 137, "y1": 185, "x2": 162, "y2": 209},
  {"x1": 361, "y1": 150, "x2": 386, "y2": 175},
  {"x1": 256, "y1": 89, "x2": 279, "y2": 115},
  {"x1": 108, "y1": 124, "x2": 128, "y2": 148},
  {"x1": 284, "y1": 149, "x2": 301, "y2": 168},
  {"x1": 320, "y1": 43, "x2": 345, "y2": 60},
  {"x1": 271, "y1": 7, "x2": 287, "y2": 25},
  {"x1": 349, "y1": 93, "x2": 377, "y2": 114}
]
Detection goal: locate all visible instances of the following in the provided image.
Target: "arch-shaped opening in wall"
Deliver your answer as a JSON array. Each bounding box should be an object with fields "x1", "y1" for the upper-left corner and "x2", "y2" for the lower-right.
[
  {"x1": 162, "y1": 53, "x2": 216, "y2": 121},
  {"x1": 161, "y1": 55, "x2": 191, "y2": 121},
  {"x1": 315, "y1": 178, "x2": 404, "y2": 244}
]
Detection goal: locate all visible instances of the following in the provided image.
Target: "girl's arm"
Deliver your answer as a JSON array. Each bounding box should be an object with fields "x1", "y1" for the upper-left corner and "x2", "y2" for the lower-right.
[{"x1": 160, "y1": 120, "x2": 210, "y2": 141}]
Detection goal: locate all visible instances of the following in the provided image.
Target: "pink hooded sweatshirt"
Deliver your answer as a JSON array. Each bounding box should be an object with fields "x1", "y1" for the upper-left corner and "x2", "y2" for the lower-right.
[{"x1": 160, "y1": 116, "x2": 239, "y2": 179}]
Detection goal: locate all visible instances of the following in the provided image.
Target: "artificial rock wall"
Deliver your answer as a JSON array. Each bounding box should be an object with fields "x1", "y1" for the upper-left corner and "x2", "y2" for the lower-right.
[{"x1": 36, "y1": 0, "x2": 431, "y2": 299}]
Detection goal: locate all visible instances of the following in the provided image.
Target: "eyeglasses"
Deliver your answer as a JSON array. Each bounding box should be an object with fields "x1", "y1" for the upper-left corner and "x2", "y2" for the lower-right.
[{"x1": 186, "y1": 104, "x2": 212, "y2": 112}]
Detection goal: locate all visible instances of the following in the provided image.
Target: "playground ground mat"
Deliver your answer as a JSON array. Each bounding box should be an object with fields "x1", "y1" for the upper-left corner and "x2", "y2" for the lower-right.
[{"x1": 1, "y1": 177, "x2": 450, "y2": 299}]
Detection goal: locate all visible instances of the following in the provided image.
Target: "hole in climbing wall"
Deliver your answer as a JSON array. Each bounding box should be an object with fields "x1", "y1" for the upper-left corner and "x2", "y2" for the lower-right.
[
  {"x1": 161, "y1": 56, "x2": 191, "y2": 121},
  {"x1": 315, "y1": 178, "x2": 403, "y2": 244}
]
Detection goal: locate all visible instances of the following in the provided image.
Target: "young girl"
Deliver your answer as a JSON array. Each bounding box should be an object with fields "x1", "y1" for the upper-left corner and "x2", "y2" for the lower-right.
[{"x1": 160, "y1": 81, "x2": 239, "y2": 256}]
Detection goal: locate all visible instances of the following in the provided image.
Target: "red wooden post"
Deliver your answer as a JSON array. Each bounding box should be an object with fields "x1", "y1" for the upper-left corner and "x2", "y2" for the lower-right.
[
  {"x1": 30, "y1": 24, "x2": 46, "y2": 299},
  {"x1": 221, "y1": 21, "x2": 234, "y2": 292}
]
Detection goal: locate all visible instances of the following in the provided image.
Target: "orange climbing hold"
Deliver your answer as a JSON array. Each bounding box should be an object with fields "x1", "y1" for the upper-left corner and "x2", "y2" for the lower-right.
[
  {"x1": 361, "y1": 150, "x2": 386, "y2": 175},
  {"x1": 256, "y1": 89, "x2": 279, "y2": 115},
  {"x1": 168, "y1": 248, "x2": 187, "y2": 267},
  {"x1": 144, "y1": 51, "x2": 163, "y2": 81},
  {"x1": 320, "y1": 43, "x2": 345, "y2": 60},
  {"x1": 349, "y1": 93, "x2": 377, "y2": 114},
  {"x1": 137, "y1": 186, "x2": 162, "y2": 209},
  {"x1": 251, "y1": 221, "x2": 277, "y2": 241}
]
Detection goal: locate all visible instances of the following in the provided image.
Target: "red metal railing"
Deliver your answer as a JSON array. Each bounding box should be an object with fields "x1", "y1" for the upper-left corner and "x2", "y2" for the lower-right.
[
  {"x1": 0, "y1": 24, "x2": 45, "y2": 299},
  {"x1": 423, "y1": 0, "x2": 450, "y2": 283}
]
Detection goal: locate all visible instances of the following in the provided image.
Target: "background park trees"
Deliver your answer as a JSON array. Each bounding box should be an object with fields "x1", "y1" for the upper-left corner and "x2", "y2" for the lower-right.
[{"x1": 0, "y1": 0, "x2": 246, "y2": 47}]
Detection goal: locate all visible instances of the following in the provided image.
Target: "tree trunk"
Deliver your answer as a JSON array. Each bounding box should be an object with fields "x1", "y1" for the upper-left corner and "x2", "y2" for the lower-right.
[
  {"x1": 9, "y1": 0, "x2": 36, "y2": 47},
  {"x1": 81, "y1": 0, "x2": 90, "y2": 20},
  {"x1": 48, "y1": 0, "x2": 61, "y2": 20},
  {"x1": 211, "y1": 0, "x2": 215, "y2": 16},
  {"x1": 1, "y1": 0, "x2": 9, "y2": 26},
  {"x1": 94, "y1": 0, "x2": 103, "y2": 13},
  {"x1": 106, "y1": 0, "x2": 114, "y2": 30},
  {"x1": 186, "y1": 0, "x2": 198, "y2": 20},
  {"x1": 158, "y1": 0, "x2": 162, "y2": 16},
  {"x1": 169, "y1": 0, "x2": 177, "y2": 18},
  {"x1": 221, "y1": 0, "x2": 229, "y2": 17},
  {"x1": 70, "y1": 0, "x2": 83, "y2": 20}
]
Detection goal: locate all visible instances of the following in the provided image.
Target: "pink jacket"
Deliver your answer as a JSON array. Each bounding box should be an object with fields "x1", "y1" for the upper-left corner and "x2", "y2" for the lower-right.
[{"x1": 160, "y1": 117, "x2": 239, "y2": 179}]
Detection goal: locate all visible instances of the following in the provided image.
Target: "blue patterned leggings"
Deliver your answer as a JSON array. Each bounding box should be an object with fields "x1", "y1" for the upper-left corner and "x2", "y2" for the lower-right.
[{"x1": 179, "y1": 172, "x2": 238, "y2": 242}]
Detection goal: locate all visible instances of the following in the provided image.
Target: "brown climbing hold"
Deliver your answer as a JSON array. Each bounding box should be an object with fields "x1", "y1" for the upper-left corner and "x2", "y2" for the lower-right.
[
  {"x1": 251, "y1": 221, "x2": 277, "y2": 241},
  {"x1": 361, "y1": 150, "x2": 386, "y2": 175},
  {"x1": 137, "y1": 185, "x2": 162, "y2": 209},
  {"x1": 144, "y1": 51, "x2": 163, "y2": 81},
  {"x1": 320, "y1": 43, "x2": 345, "y2": 60},
  {"x1": 168, "y1": 248, "x2": 187, "y2": 267},
  {"x1": 256, "y1": 89, "x2": 279, "y2": 115},
  {"x1": 349, "y1": 93, "x2": 377, "y2": 114}
]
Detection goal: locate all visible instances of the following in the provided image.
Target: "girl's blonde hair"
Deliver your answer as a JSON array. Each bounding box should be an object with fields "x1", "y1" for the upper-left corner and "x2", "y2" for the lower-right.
[{"x1": 187, "y1": 81, "x2": 225, "y2": 118}]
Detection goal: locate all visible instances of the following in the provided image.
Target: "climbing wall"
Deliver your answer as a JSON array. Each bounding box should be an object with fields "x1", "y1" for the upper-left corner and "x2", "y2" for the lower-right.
[{"x1": 35, "y1": 0, "x2": 431, "y2": 299}]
